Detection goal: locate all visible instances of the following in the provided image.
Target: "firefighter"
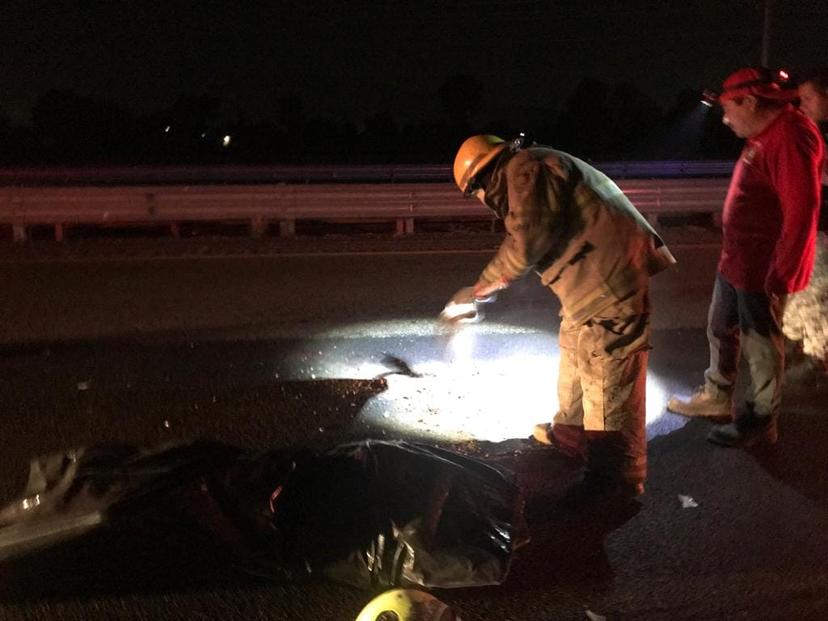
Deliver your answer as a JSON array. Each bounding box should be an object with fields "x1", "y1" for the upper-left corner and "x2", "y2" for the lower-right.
[
  {"x1": 444, "y1": 134, "x2": 676, "y2": 498},
  {"x1": 666, "y1": 67, "x2": 824, "y2": 447}
]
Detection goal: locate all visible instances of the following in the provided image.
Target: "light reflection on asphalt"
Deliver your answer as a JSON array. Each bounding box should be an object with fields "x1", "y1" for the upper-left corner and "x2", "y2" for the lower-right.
[{"x1": 281, "y1": 318, "x2": 691, "y2": 444}]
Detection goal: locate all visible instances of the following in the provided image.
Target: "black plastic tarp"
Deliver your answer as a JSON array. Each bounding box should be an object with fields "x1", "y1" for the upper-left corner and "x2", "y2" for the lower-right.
[{"x1": 0, "y1": 440, "x2": 529, "y2": 589}]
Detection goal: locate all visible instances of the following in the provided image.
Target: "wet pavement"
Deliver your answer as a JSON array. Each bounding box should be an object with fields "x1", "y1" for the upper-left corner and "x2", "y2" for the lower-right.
[{"x1": 0, "y1": 233, "x2": 827, "y2": 620}]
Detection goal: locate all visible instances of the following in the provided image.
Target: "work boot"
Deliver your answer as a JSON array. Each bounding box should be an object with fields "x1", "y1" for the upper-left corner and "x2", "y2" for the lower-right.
[
  {"x1": 666, "y1": 386, "x2": 732, "y2": 418},
  {"x1": 531, "y1": 423, "x2": 586, "y2": 461},
  {"x1": 707, "y1": 412, "x2": 778, "y2": 448},
  {"x1": 578, "y1": 471, "x2": 644, "y2": 498},
  {"x1": 558, "y1": 471, "x2": 644, "y2": 512}
]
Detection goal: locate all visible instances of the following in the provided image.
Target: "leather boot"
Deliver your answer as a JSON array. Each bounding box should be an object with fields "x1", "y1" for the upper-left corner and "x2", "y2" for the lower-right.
[
  {"x1": 531, "y1": 423, "x2": 586, "y2": 461},
  {"x1": 582, "y1": 431, "x2": 645, "y2": 498},
  {"x1": 667, "y1": 385, "x2": 731, "y2": 418}
]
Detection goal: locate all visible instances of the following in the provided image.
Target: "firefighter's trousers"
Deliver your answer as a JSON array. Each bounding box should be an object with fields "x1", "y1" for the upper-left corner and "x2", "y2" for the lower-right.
[{"x1": 553, "y1": 303, "x2": 650, "y2": 486}]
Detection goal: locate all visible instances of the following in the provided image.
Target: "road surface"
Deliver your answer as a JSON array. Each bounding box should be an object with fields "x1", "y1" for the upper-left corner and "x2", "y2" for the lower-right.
[{"x1": 0, "y1": 232, "x2": 826, "y2": 620}]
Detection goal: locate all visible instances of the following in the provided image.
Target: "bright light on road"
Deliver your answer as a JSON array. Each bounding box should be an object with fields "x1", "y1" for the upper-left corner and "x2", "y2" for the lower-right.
[{"x1": 307, "y1": 318, "x2": 678, "y2": 443}]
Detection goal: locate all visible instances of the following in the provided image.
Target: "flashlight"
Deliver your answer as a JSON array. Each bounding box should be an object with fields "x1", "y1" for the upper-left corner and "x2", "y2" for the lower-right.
[
  {"x1": 438, "y1": 286, "x2": 500, "y2": 324},
  {"x1": 439, "y1": 299, "x2": 482, "y2": 324},
  {"x1": 701, "y1": 89, "x2": 718, "y2": 107}
]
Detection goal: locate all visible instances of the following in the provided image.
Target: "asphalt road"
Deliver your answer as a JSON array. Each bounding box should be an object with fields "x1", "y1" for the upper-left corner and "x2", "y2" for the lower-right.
[{"x1": 0, "y1": 233, "x2": 827, "y2": 620}]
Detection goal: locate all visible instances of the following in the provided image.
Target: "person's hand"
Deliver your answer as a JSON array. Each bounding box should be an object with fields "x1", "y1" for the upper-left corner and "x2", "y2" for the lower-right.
[
  {"x1": 472, "y1": 279, "x2": 506, "y2": 303},
  {"x1": 439, "y1": 279, "x2": 508, "y2": 323},
  {"x1": 439, "y1": 286, "x2": 484, "y2": 323}
]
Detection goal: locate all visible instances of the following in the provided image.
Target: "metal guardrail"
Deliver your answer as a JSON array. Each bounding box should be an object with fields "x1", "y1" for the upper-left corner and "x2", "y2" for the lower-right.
[
  {"x1": 0, "y1": 177, "x2": 729, "y2": 242},
  {"x1": 0, "y1": 160, "x2": 734, "y2": 186}
]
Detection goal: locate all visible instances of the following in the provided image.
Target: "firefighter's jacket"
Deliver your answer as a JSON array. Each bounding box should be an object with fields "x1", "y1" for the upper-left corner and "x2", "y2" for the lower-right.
[{"x1": 478, "y1": 146, "x2": 676, "y2": 324}]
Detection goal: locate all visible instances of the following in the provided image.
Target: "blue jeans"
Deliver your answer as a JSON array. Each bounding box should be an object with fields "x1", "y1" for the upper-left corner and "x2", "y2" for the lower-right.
[{"x1": 704, "y1": 273, "x2": 786, "y2": 418}]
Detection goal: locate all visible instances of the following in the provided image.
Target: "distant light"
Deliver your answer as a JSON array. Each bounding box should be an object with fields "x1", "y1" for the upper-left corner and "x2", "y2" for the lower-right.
[
  {"x1": 778, "y1": 69, "x2": 789, "y2": 81},
  {"x1": 701, "y1": 99, "x2": 713, "y2": 108},
  {"x1": 164, "y1": 125, "x2": 171, "y2": 133},
  {"x1": 200, "y1": 132, "x2": 206, "y2": 138},
  {"x1": 222, "y1": 134, "x2": 232, "y2": 147}
]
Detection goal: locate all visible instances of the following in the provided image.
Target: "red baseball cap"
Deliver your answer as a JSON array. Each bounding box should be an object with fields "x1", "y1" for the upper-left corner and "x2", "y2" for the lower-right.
[{"x1": 716, "y1": 67, "x2": 797, "y2": 103}]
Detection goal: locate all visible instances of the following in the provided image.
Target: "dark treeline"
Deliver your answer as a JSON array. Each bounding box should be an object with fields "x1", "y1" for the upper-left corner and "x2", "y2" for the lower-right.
[{"x1": 0, "y1": 75, "x2": 743, "y2": 166}]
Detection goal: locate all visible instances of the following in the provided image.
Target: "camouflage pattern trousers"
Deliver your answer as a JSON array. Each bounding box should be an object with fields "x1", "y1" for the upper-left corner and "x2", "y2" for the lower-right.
[{"x1": 552, "y1": 301, "x2": 650, "y2": 486}]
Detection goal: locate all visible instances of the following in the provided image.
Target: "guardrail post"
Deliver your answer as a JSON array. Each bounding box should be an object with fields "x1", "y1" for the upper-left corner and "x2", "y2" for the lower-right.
[
  {"x1": 643, "y1": 212, "x2": 660, "y2": 228},
  {"x1": 145, "y1": 192, "x2": 157, "y2": 216},
  {"x1": 278, "y1": 218, "x2": 295, "y2": 237},
  {"x1": 170, "y1": 222, "x2": 180, "y2": 238},
  {"x1": 250, "y1": 216, "x2": 267, "y2": 238},
  {"x1": 394, "y1": 218, "x2": 414, "y2": 236},
  {"x1": 648, "y1": 191, "x2": 663, "y2": 227},
  {"x1": 54, "y1": 223, "x2": 65, "y2": 241},
  {"x1": 12, "y1": 223, "x2": 27, "y2": 242},
  {"x1": 394, "y1": 217, "x2": 415, "y2": 235}
]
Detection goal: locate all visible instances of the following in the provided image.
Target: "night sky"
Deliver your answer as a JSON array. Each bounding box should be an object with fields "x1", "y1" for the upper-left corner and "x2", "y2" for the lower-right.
[{"x1": 3, "y1": 1, "x2": 827, "y2": 126}]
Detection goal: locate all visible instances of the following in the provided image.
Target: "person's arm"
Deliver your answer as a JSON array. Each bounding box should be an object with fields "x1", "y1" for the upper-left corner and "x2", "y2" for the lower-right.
[
  {"x1": 765, "y1": 123, "x2": 824, "y2": 294},
  {"x1": 474, "y1": 155, "x2": 562, "y2": 296}
]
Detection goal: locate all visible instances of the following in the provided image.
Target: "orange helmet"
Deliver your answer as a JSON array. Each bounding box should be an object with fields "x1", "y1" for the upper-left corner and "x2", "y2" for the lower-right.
[{"x1": 452, "y1": 135, "x2": 506, "y2": 195}]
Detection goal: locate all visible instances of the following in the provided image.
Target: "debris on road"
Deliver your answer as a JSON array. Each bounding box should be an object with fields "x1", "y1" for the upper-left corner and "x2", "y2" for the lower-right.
[
  {"x1": 379, "y1": 353, "x2": 423, "y2": 378},
  {"x1": 678, "y1": 494, "x2": 699, "y2": 509}
]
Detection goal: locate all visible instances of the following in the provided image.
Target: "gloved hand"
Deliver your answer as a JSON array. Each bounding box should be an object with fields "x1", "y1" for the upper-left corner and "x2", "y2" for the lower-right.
[{"x1": 439, "y1": 286, "x2": 496, "y2": 324}]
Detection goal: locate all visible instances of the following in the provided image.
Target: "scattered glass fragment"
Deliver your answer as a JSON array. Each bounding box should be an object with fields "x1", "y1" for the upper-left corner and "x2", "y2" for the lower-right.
[{"x1": 678, "y1": 494, "x2": 699, "y2": 509}]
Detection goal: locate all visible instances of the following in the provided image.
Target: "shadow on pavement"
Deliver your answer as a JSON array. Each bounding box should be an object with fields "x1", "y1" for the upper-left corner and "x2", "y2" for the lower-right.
[
  {"x1": 0, "y1": 335, "x2": 388, "y2": 503},
  {"x1": 518, "y1": 506, "x2": 640, "y2": 596},
  {"x1": 463, "y1": 444, "x2": 640, "y2": 598},
  {"x1": 748, "y1": 410, "x2": 828, "y2": 506}
]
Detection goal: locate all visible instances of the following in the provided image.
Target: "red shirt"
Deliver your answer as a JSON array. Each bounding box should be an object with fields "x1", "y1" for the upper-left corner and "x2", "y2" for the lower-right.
[{"x1": 719, "y1": 108, "x2": 824, "y2": 294}]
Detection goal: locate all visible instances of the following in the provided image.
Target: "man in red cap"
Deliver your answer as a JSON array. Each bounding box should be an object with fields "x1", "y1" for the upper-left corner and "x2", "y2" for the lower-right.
[{"x1": 667, "y1": 67, "x2": 824, "y2": 446}]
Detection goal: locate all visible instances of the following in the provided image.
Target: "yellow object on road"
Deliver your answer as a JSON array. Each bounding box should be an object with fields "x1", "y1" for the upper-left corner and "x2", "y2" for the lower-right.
[{"x1": 355, "y1": 588, "x2": 459, "y2": 621}]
